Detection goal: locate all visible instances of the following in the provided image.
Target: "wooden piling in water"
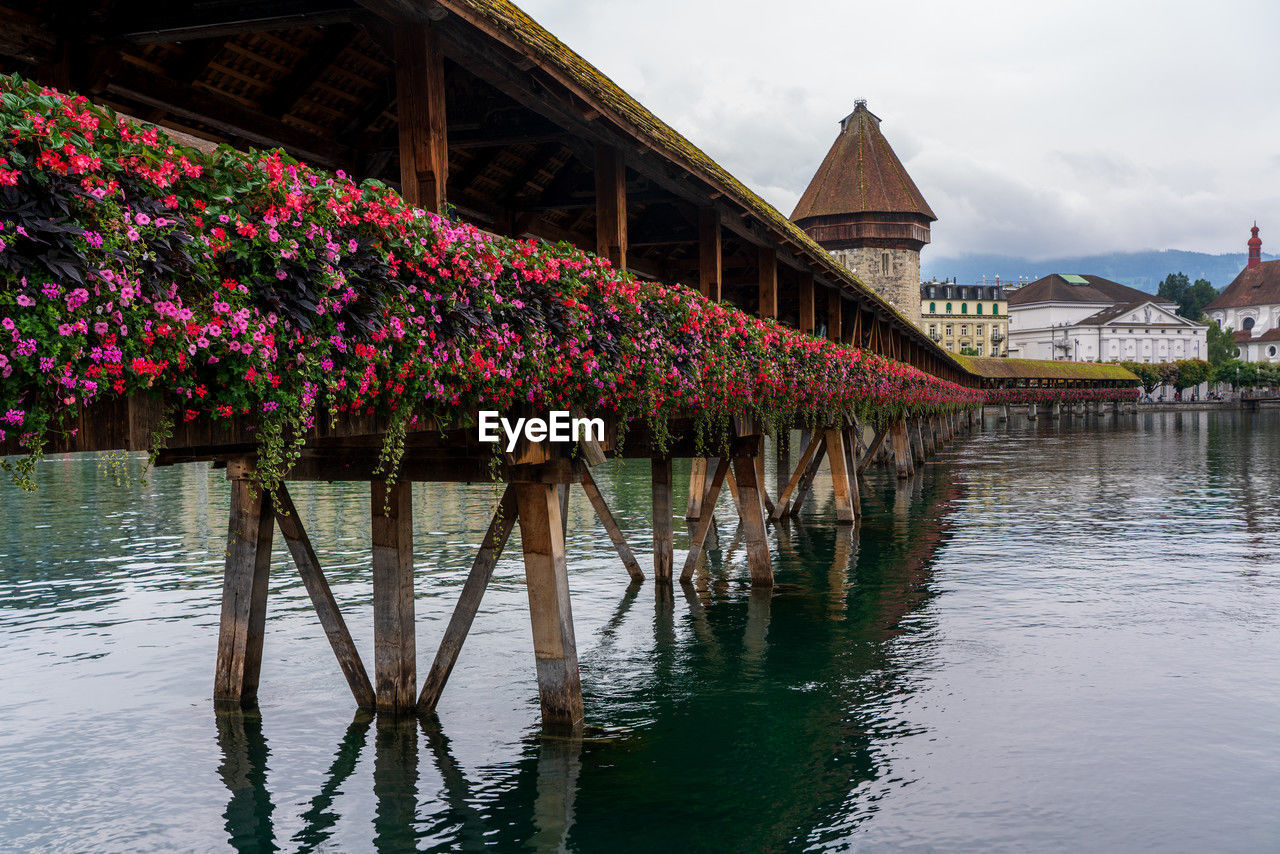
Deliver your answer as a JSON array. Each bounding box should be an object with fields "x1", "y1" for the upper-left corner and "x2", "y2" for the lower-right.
[
  {"x1": 515, "y1": 482, "x2": 584, "y2": 727},
  {"x1": 371, "y1": 480, "x2": 416, "y2": 714},
  {"x1": 730, "y1": 436, "x2": 773, "y2": 586},
  {"x1": 214, "y1": 457, "x2": 274, "y2": 709},
  {"x1": 652, "y1": 456, "x2": 674, "y2": 584},
  {"x1": 685, "y1": 458, "x2": 707, "y2": 520},
  {"x1": 891, "y1": 419, "x2": 913, "y2": 479},
  {"x1": 579, "y1": 469, "x2": 644, "y2": 582},
  {"x1": 824, "y1": 427, "x2": 858, "y2": 522}
]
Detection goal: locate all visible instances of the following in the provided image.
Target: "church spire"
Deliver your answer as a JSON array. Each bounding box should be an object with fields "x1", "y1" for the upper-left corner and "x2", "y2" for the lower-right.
[{"x1": 1247, "y1": 222, "x2": 1262, "y2": 269}]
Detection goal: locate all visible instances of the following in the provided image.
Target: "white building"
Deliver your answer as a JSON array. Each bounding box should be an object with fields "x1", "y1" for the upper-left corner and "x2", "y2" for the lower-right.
[
  {"x1": 1007, "y1": 273, "x2": 1207, "y2": 362},
  {"x1": 1203, "y1": 225, "x2": 1280, "y2": 363}
]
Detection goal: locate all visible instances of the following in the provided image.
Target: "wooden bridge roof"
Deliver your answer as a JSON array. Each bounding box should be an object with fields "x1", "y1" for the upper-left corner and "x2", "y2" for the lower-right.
[
  {"x1": 0, "y1": 0, "x2": 972, "y2": 385},
  {"x1": 952, "y1": 355, "x2": 1139, "y2": 383}
]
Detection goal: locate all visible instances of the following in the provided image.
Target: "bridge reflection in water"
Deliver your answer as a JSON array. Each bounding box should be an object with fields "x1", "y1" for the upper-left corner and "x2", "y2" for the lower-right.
[{"x1": 209, "y1": 468, "x2": 962, "y2": 852}]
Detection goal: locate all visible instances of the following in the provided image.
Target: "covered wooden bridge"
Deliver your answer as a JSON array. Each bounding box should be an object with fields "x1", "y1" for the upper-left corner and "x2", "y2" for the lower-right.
[
  {"x1": 0, "y1": 0, "x2": 988, "y2": 728},
  {"x1": 954, "y1": 355, "x2": 1139, "y2": 419}
]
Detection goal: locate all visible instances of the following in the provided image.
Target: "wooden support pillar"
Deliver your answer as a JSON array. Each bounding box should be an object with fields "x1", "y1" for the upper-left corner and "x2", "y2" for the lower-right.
[
  {"x1": 773, "y1": 432, "x2": 822, "y2": 519},
  {"x1": 515, "y1": 483, "x2": 584, "y2": 727},
  {"x1": 275, "y1": 484, "x2": 376, "y2": 710},
  {"x1": 856, "y1": 426, "x2": 887, "y2": 475},
  {"x1": 842, "y1": 424, "x2": 862, "y2": 515},
  {"x1": 910, "y1": 418, "x2": 926, "y2": 465},
  {"x1": 579, "y1": 468, "x2": 644, "y2": 582},
  {"x1": 680, "y1": 457, "x2": 730, "y2": 582},
  {"x1": 999, "y1": 404, "x2": 1009, "y2": 422},
  {"x1": 418, "y1": 487, "x2": 517, "y2": 712},
  {"x1": 827, "y1": 290, "x2": 842, "y2": 342},
  {"x1": 798, "y1": 273, "x2": 815, "y2": 336},
  {"x1": 685, "y1": 458, "x2": 707, "y2": 520},
  {"x1": 758, "y1": 246, "x2": 777, "y2": 319},
  {"x1": 891, "y1": 420, "x2": 913, "y2": 478},
  {"x1": 921, "y1": 415, "x2": 936, "y2": 455},
  {"x1": 730, "y1": 444, "x2": 773, "y2": 586},
  {"x1": 371, "y1": 480, "x2": 416, "y2": 714},
  {"x1": 699, "y1": 207, "x2": 721, "y2": 301},
  {"x1": 787, "y1": 435, "x2": 828, "y2": 517},
  {"x1": 214, "y1": 459, "x2": 273, "y2": 708},
  {"x1": 595, "y1": 145, "x2": 627, "y2": 270},
  {"x1": 652, "y1": 456, "x2": 674, "y2": 583},
  {"x1": 825, "y1": 428, "x2": 857, "y2": 523},
  {"x1": 395, "y1": 23, "x2": 447, "y2": 213}
]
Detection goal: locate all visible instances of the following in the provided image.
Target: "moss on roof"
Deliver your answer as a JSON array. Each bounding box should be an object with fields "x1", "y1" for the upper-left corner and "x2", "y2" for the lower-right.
[
  {"x1": 440, "y1": 0, "x2": 968, "y2": 375},
  {"x1": 951, "y1": 355, "x2": 1139, "y2": 382}
]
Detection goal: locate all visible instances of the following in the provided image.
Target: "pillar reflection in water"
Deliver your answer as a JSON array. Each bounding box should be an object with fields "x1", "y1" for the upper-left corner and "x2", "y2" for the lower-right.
[
  {"x1": 216, "y1": 710, "x2": 277, "y2": 853},
  {"x1": 372, "y1": 715, "x2": 420, "y2": 851}
]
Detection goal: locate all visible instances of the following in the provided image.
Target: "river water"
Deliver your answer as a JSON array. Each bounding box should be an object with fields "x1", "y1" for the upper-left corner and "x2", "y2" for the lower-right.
[{"x1": 1, "y1": 410, "x2": 1278, "y2": 852}]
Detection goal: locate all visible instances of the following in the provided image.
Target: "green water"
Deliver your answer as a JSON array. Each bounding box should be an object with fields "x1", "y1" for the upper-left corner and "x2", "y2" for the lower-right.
[{"x1": 2, "y1": 410, "x2": 1279, "y2": 851}]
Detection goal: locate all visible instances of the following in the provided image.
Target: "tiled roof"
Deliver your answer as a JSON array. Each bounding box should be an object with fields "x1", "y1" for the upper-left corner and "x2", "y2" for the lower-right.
[
  {"x1": 1007, "y1": 274, "x2": 1175, "y2": 307},
  {"x1": 1233, "y1": 328, "x2": 1280, "y2": 343},
  {"x1": 790, "y1": 102, "x2": 936, "y2": 222},
  {"x1": 1077, "y1": 300, "x2": 1199, "y2": 327},
  {"x1": 1204, "y1": 260, "x2": 1280, "y2": 310}
]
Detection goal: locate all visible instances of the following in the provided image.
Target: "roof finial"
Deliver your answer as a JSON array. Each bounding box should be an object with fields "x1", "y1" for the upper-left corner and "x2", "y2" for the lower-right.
[
  {"x1": 855, "y1": 98, "x2": 867, "y2": 109},
  {"x1": 1247, "y1": 222, "x2": 1262, "y2": 269}
]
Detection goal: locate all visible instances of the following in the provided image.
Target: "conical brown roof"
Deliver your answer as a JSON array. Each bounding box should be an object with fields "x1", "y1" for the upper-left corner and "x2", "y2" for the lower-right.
[{"x1": 791, "y1": 102, "x2": 936, "y2": 223}]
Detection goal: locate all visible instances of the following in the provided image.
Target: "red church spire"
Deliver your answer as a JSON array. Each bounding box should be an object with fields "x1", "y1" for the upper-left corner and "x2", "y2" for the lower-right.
[{"x1": 1247, "y1": 222, "x2": 1262, "y2": 269}]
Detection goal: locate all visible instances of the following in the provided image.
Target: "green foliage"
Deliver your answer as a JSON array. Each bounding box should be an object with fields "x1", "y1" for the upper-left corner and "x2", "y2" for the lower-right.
[
  {"x1": 1206, "y1": 320, "x2": 1236, "y2": 365},
  {"x1": 1119, "y1": 361, "x2": 1161, "y2": 394},
  {"x1": 1157, "y1": 271, "x2": 1218, "y2": 319},
  {"x1": 1173, "y1": 359, "x2": 1211, "y2": 391},
  {"x1": 959, "y1": 346, "x2": 981, "y2": 356}
]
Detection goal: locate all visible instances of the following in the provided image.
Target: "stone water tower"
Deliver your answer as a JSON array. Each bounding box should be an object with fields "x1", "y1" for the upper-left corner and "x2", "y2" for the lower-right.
[{"x1": 791, "y1": 100, "x2": 935, "y2": 326}]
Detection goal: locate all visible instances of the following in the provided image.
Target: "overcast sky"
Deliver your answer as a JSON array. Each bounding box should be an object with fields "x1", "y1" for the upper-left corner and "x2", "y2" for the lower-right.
[{"x1": 518, "y1": 0, "x2": 1280, "y2": 262}]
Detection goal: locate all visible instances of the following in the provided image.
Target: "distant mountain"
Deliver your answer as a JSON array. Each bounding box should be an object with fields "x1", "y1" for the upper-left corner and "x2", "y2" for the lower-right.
[{"x1": 922, "y1": 250, "x2": 1277, "y2": 293}]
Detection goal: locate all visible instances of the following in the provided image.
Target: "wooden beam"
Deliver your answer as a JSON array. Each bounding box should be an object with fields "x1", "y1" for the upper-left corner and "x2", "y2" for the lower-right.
[
  {"x1": 771, "y1": 432, "x2": 821, "y2": 520},
  {"x1": 371, "y1": 480, "x2": 416, "y2": 713},
  {"x1": 261, "y1": 24, "x2": 358, "y2": 118},
  {"x1": 679, "y1": 457, "x2": 730, "y2": 582},
  {"x1": 652, "y1": 456, "x2": 674, "y2": 583},
  {"x1": 515, "y1": 482, "x2": 584, "y2": 727},
  {"x1": 275, "y1": 484, "x2": 376, "y2": 710},
  {"x1": 824, "y1": 428, "x2": 857, "y2": 524},
  {"x1": 699, "y1": 207, "x2": 721, "y2": 301},
  {"x1": 787, "y1": 435, "x2": 827, "y2": 518},
  {"x1": 418, "y1": 486, "x2": 517, "y2": 712},
  {"x1": 594, "y1": 145, "x2": 627, "y2": 269},
  {"x1": 213, "y1": 458, "x2": 274, "y2": 708},
  {"x1": 579, "y1": 469, "x2": 644, "y2": 582},
  {"x1": 121, "y1": 3, "x2": 359, "y2": 44},
  {"x1": 857, "y1": 426, "x2": 888, "y2": 474},
  {"x1": 731, "y1": 453, "x2": 773, "y2": 586},
  {"x1": 758, "y1": 246, "x2": 776, "y2": 319},
  {"x1": 798, "y1": 272, "x2": 815, "y2": 336},
  {"x1": 396, "y1": 22, "x2": 448, "y2": 213},
  {"x1": 686, "y1": 457, "x2": 707, "y2": 519},
  {"x1": 827, "y1": 289, "x2": 842, "y2": 342}
]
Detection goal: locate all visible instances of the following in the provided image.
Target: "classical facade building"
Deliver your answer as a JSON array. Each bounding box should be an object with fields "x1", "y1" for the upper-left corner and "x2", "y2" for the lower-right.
[
  {"x1": 1204, "y1": 225, "x2": 1280, "y2": 362},
  {"x1": 791, "y1": 100, "x2": 935, "y2": 326},
  {"x1": 1007, "y1": 274, "x2": 1207, "y2": 362},
  {"x1": 919, "y1": 282, "x2": 1008, "y2": 356}
]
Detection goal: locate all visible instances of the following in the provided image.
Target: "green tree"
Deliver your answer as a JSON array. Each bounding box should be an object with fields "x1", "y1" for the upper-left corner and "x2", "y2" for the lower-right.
[
  {"x1": 1174, "y1": 359, "x2": 1211, "y2": 392},
  {"x1": 1120, "y1": 360, "x2": 1161, "y2": 395},
  {"x1": 1211, "y1": 360, "x2": 1241, "y2": 388},
  {"x1": 1259, "y1": 362, "x2": 1280, "y2": 388},
  {"x1": 1237, "y1": 362, "x2": 1259, "y2": 387},
  {"x1": 1185, "y1": 278, "x2": 1218, "y2": 319},
  {"x1": 1158, "y1": 272, "x2": 1190, "y2": 308},
  {"x1": 1206, "y1": 320, "x2": 1236, "y2": 365}
]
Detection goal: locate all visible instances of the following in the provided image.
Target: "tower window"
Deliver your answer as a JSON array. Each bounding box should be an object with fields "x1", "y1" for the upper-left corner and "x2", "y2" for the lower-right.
[{"x1": 881, "y1": 253, "x2": 890, "y2": 276}]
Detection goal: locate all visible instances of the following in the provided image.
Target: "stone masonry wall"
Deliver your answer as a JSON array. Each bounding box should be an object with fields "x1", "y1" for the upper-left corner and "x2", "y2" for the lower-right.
[{"x1": 834, "y1": 246, "x2": 922, "y2": 327}]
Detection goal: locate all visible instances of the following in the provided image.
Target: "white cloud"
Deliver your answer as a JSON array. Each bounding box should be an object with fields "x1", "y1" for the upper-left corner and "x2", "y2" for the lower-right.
[{"x1": 516, "y1": 0, "x2": 1280, "y2": 259}]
